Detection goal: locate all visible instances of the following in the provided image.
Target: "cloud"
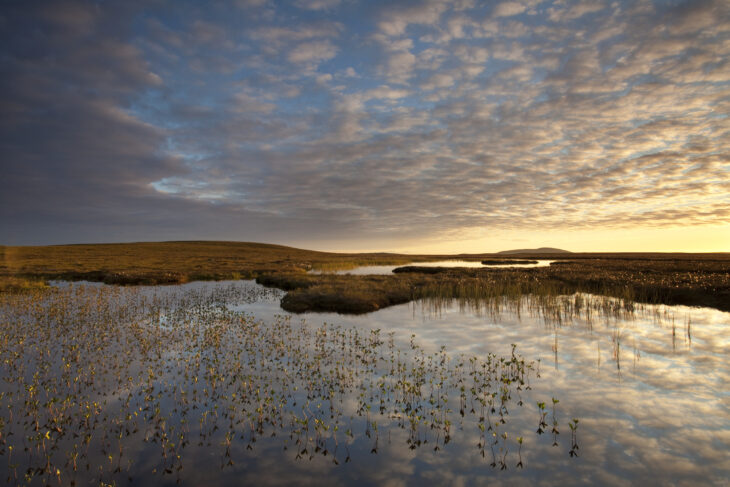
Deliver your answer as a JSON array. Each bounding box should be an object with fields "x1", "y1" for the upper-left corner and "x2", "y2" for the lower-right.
[
  {"x1": 287, "y1": 40, "x2": 338, "y2": 64},
  {"x1": 421, "y1": 72, "x2": 457, "y2": 90},
  {"x1": 2, "y1": 0, "x2": 729, "y2": 248},
  {"x1": 236, "y1": 0, "x2": 269, "y2": 7},
  {"x1": 249, "y1": 23, "x2": 342, "y2": 43},
  {"x1": 40, "y1": 0, "x2": 98, "y2": 34},
  {"x1": 232, "y1": 92, "x2": 276, "y2": 114},
  {"x1": 377, "y1": 0, "x2": 449, "y2": 37},
  {"x1": 493, "y1": 2, "x2": 527, "y2": 17},
  {"x1": 294, "y1": 0, "x2": 341, "y2": 10},
  {"x1": 549, "y1": 1, "x2": 606, "y2": 22}
]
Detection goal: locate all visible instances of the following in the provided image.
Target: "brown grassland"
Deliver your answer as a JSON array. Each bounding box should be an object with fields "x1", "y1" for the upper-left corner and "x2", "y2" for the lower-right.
[{"x1": 1, "y1": 241, "x2": 728, "y2": 313}]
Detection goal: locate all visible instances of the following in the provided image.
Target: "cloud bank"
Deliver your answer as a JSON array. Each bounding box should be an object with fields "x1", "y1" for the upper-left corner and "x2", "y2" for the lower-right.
[{"x1": 1, "y1": 0, "x2": 728, "y2": 250}]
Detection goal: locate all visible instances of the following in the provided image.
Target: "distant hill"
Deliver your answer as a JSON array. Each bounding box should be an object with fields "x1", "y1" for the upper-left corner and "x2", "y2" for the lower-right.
[{"x1": 497, "y1": 247, "x2": 572, "y2": 255}]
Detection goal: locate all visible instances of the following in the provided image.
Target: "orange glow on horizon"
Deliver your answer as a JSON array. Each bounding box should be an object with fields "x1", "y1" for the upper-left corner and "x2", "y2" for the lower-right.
[{"x1": 306, "y1": 225, "x2": 730, "y2": 255}]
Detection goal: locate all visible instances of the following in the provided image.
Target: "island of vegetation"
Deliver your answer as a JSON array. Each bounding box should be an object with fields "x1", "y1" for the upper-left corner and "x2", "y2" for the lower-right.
[{"x1": 1, "y1": 241, "x2": 728, "y2": 314}]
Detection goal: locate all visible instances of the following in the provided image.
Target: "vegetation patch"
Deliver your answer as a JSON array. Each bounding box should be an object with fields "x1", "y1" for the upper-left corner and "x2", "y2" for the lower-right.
[
  {"x1": 2, "y1": 242, "x2": 728, "y2": 313},
  {"x1": 262, "y1": 260, "x2": 730, "y2": 314},
  {"x1": 0, "y1": 283, "x2": 572, "y2": 484},
  {"x1": 0, "y1": 276, "x2": 49, "y2": 294}
]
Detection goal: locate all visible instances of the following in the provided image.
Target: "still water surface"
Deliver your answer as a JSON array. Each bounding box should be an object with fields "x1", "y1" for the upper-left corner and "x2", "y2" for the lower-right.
[
  {"x1": 234, "y1": 284, "x2": 729, "y2": 486},
  {"x1": 310, "y1": 260, "x2": 554, "y2": 275},
  {"x1": 1, "y1": 281, "x2": 728, "y2": 486}
]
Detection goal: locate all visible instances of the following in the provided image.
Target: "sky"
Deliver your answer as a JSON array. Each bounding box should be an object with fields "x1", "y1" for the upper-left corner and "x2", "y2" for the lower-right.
[{"x1": 1, "y1": 0, "x2": 728, "y2": 253}]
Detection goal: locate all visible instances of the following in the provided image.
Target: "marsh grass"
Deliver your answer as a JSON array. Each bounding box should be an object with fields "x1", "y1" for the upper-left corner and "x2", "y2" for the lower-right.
[
  {"x1": 308, "y1": 258, "x2": 417, "y2": 272},
  {"x1": 0, "y1": 283, "x2": 572, "y2": 485},
  {"x1": 256, "y1": 257, "x2": 727, "y2": 315},
  {"x1": 257, "y1": 274, "x2": 415, "y2": 314},
  {"x1": 0, "y1": 242, "x2": 436, "y2": 283},
  {"x1": 0, "y1": 276, "x2": 48, "y2": 294},
  {"x1": 2, "y1": 243, "x2": 728, "y2": 313},
  {"x1": 418, "y1": 291, "x2": 640, "y2": 326}
]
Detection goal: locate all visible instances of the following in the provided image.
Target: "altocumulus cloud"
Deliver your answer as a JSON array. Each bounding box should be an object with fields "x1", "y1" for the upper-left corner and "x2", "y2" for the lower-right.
[{"x1": 1, "y1": 0, "x2": 728, "y2": 247}]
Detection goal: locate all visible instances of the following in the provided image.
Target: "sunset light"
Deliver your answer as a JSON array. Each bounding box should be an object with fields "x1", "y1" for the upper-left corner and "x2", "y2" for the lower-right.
[
  {"x1": 1, "y1": 0, "x2": 727, "y2": 251},
  {"x1": 1, "y1": 4, "x2": 728, "y2": 485}
]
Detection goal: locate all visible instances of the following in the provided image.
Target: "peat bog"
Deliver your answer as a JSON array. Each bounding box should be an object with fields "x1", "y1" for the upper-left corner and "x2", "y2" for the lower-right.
[
  {"x1": 1, "y1": 242, "x2": 729, "y2": 485},
  {"x1": 1, "y1": 282, "x2": 577, "y2": 486},
  {"x1": 2, "y1": 242, "x2": 728, "y2": 314}
]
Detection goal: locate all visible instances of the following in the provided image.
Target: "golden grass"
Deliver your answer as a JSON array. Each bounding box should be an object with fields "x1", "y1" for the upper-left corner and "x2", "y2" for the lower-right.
[
  {"x1": 258, "y1": 258, "x2": 730, "y2": 314},
  {"x1": 0, "y1": 276, "x2": 49, "y2": 293},
  {"x1": 2, "y1": 241, "x2": 729, "y2": 313},
  {"x1": 0, "y1": 241, "x2": 432, "y2": 282}
]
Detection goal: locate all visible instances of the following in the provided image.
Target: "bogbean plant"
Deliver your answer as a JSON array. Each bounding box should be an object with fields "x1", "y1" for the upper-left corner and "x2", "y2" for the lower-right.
[{"x1": 0, "y1": 283, "x2": 577, "y2": 485}]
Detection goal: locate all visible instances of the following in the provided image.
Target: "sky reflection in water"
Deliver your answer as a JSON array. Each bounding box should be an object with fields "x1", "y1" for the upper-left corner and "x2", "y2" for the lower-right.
[
  {"x1": 225, "y1": 281, "x2": 730, "y2": 486},
  {"x1": 310, "y1": 260, "x2": 554, "y2": 275},
  {"x1": 9, "y1": 280, "x2": 729, "y2": 486}
]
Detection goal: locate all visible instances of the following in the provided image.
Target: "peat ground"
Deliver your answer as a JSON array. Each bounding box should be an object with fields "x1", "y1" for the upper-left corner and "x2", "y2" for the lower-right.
[{"x1": 1, "y1": 241, "x2": 728, "y2": 313}]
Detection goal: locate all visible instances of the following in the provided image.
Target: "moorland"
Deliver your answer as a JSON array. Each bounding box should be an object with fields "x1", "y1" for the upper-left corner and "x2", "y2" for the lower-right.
[
  {"x1": 1, "y1": 241, "x2": 728, "y2": 313},
  {"x1": 1, "y1": 241, "x2": 729, "y2": 485}
]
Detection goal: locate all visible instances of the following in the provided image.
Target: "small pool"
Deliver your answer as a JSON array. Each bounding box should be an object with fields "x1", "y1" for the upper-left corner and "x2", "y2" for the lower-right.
[{"x1": 309, "y1": 259, "x2": 554, "y2": 275}]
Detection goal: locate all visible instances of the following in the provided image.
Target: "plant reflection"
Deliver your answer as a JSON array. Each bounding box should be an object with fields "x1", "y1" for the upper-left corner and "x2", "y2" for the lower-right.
[{"x1": 0, "y1": 283, "x2": 576, "y2": 486}]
